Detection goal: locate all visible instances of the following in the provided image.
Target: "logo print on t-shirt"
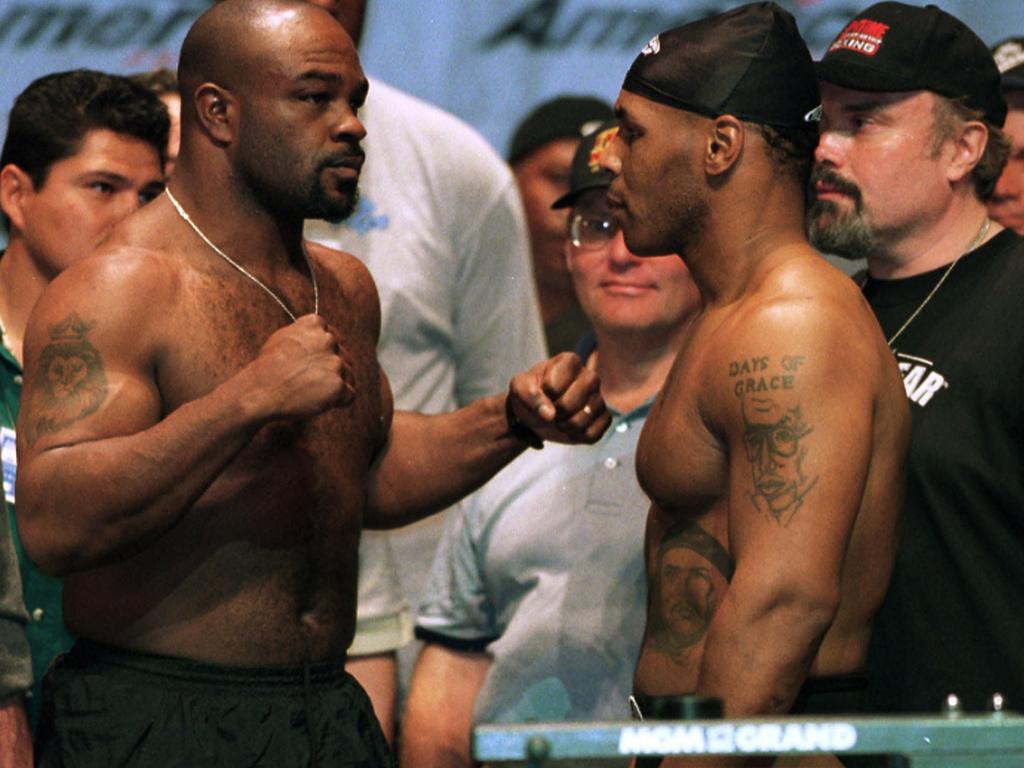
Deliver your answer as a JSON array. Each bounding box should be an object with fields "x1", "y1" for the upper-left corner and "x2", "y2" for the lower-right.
[
  {"x1": 344, "y1": 196, "x2": 390, "y2": 235},
  {"x1": 896, "y1": 352, "x2": 948, "y2": 407}
]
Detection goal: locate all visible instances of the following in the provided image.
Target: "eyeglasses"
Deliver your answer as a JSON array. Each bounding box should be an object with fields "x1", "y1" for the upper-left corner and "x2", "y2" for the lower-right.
[{"x1": 570, "y1": 211, "x2": 619, "y2": 250}]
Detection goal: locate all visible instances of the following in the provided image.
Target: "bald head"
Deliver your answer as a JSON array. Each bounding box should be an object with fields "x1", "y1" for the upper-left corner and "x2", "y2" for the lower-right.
[
  {"x1": 179, "y1": 0, "x2": 352, "y2": 100},
  {"x1": 172, "y1": 0, "x2": 367, "y2": 223}
]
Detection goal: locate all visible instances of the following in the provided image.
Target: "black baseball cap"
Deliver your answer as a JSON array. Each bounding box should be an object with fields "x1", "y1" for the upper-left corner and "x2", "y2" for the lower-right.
[
  {"x1": 621, "y1": 2, "x2": 820, "y2": 129},
  {"x1": 507, "y1": 96, "x2": 613, "y2": 166},
  {"x1": 551, "y1": 121, "x2": 619, "y2": 209},
  {"x1": 817, "y1": 3, "x2": 1007, "y2": 126},
  {"x1": 992, "y1": 37, "x2": 1024, "y2": 93}
]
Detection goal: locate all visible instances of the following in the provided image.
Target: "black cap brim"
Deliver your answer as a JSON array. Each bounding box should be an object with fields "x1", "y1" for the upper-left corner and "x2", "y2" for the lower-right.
[
  {"x1": 551, "y1": 180, "x2": 608, "y2": 210},
  {"x1": 815, "y1": 57, "x2": 915, "y2": 93}
]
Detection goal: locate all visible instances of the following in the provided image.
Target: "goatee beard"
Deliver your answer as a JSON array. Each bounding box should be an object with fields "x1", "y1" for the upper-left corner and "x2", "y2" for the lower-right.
[
  {"x1": 309, "y1": 183, "x2": 360, "y2": 224},
  {"x1": 806, "y1": 168, "x2": 876, "y2": 260}
]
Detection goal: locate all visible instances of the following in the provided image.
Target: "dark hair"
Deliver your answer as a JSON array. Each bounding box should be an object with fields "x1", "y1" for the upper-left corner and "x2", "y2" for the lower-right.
[
  {"x1": 746, "y1": 121, "x2": 818, "y2": 186},
  {"x1": 1, "y1": 69, "x2": 169, "y2": 194},
  {"x1": 129, "y1": 67, "x2": 179, "y2": 98},
  {"x1": 931, "y1": 95, "x2": 1010, "y2": 202}
]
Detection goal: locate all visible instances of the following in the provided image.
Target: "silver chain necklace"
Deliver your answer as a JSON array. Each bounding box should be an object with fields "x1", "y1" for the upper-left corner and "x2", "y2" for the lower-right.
[
  {"x1": 872, "y1": 217, "x2": 990, "y2": 350},
  {"x1": 165, "y1": 187, "x2": 318, "y2": 322}
]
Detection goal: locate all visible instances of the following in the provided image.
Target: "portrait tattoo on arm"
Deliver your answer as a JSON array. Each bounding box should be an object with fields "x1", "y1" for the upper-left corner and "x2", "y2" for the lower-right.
[
  {"x1": 26, "y1": 313, "x2": 109, "y2": 445},
  {"x1": 650, "y1": 522, "x2": 735, "y2": 661},
  {"x1": 728, "y1": 354, "x2": 819, "y2": 526},
  {"x1": 740, "y1": 396, "x2": 818, "y2": 527}
]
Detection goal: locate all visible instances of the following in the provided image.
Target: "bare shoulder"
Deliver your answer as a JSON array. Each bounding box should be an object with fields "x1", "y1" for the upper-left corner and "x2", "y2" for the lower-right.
[
  {"x1": 304, "y1": 240, "x2": 376, "y2": 293},
  {"x1": 739, "y1": 253, "x2": 883, "y2": 356},
  {"x1": 25, "y1": 244, "x2": 183, "y2": 364},
  {"x1": 703, "y1": 252, "x2": 894, "y2": 421},
  {"x1": 760, "y1": 252, "x2": 878, "y2": 333},
  {"x1": 305, "y1": 239, "x2": 382, "y2": 333}
]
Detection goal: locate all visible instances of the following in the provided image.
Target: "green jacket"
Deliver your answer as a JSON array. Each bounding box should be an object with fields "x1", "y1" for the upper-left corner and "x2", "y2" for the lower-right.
[{"x1": 1, "y1": 335, "x2": 74, "y2": 727}]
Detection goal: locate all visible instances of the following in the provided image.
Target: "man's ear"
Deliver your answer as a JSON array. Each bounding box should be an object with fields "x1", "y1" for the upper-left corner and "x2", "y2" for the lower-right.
[
  {"x1": 705, "y1": 115, "x2": 745, "y2": 177},
  {"x1": 944, "y1": 119, "x2": 988, "y2": 186},
  {"x1": 193, "y1": 83, "x2": 237, "y2": 146},
  {"x1": 0, "y1": 164, "x2": 34, "y2": 233}
]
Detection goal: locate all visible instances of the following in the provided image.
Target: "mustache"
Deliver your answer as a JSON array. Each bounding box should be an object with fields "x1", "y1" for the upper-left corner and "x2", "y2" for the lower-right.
[
  {"x1": 810, "y1": 167, "x2": 862, "y2": 203},
  {"x1": 319, "y1": 147, "x2": 365, "y2": 169}
]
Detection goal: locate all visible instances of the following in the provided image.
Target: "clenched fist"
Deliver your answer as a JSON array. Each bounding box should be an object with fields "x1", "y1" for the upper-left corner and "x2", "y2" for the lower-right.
[
  {"x1": 507, "y1": 352, "x2": 610, "y2": 445},
  {"x1": 242, "y1": 314, "x2": 356, "y2": 419}
]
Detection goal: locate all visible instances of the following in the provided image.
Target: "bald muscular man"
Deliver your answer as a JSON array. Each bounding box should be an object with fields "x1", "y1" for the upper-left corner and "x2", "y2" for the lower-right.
[
  {"x1": 599, "y1": 5, "x2": 908, "y2": 766},
  {"x1": 16, "y1": 2, "x2": 606, "y2": 766}
]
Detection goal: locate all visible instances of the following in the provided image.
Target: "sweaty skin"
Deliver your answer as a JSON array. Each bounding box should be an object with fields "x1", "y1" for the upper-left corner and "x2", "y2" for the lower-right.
[
  {"x1": 38, "y1": 241, "x2": 385, "y2": 663},
  {"x1": 600, "y1": 87, "x2": 910, "y2": 746},
  {"x1": 634, "y1": 274, "x2": 909, "y2": 705},
  {"x1": 15, "y1": 0, "x2": 608, "y2": 668}
]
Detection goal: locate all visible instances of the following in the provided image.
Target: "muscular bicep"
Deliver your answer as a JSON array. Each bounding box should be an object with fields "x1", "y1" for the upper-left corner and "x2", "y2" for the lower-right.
[
  {"x1": 18, "y1": 267, "x2": 162, "y2": 461},
  {"x1": 721, "y1": 310, "x2": 874, "y2": 585},
  {"x1": 690, "y1": 294, "x2": 894, "y2": 714}
]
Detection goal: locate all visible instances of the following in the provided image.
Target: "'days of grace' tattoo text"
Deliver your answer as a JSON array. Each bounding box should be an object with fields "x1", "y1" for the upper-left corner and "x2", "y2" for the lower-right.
[
  {"x1": 27, "y1": 313, "x2": 108, "y2": 445},
  {"x1": 729, "y1": 354, "x2": 805, "y2": 398}
]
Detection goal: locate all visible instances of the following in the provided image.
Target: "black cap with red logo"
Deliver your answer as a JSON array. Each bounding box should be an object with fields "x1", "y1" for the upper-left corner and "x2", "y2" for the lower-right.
[
  {"x1": 816, "y1": 2, "x2": 1007, "y2": 126},
  {"x1": 620, "y1": 2, "x2": 820, "y2": 130},
  {"x1": 551, "y1": 121, "x2": 619, "y2": 210}
]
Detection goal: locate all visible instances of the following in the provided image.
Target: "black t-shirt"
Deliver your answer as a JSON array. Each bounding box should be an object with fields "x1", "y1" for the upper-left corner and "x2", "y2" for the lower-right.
[{"x1": 863, "y1": 228, "x2": 1024, "y2": 713}]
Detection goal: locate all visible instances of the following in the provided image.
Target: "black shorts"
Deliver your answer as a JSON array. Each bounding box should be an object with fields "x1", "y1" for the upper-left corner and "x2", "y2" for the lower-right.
[
  {"x1": 792, "y1": 675, "x2": 886, "y2": 768},
  {"x1": 35, "y1": 640, "x2": 394, "y2": 768},
  {"x1": 791, "y1": 674, "x2": 869, "y2": 716}
]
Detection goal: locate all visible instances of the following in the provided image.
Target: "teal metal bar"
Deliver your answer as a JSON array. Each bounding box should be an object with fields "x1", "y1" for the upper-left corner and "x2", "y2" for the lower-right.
[{"x1": 474, "y1": 713, "x2": 1024, "y2": 766}]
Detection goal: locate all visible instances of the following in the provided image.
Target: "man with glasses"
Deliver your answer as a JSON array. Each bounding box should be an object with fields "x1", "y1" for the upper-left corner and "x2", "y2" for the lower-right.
[
  {"x1": 401, "y1": 122, "x2": 700, "y2": 768},
  {"x1": 509, "y1": 96, "x2": 614, "y2": 354}
]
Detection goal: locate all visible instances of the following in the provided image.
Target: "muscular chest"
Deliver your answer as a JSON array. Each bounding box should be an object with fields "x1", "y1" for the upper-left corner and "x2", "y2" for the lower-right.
[
  {"x1": 636, "y1": 337, "x2": 727, "y2": 518},
  {"x1": 157, "y1": 267, "x2": 384, "y2": 472}
]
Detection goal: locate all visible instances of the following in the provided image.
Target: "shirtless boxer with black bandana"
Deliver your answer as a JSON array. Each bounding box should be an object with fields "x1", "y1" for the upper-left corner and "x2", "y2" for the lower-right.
[{"x1": 599, "y1": 4, "x2": 909, "y2": 766}]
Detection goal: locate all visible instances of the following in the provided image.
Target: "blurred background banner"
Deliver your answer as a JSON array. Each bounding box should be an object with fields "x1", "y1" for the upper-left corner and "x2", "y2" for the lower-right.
[{"x1": 1, "y1": 0, "x2": 1021, "y2": 158}]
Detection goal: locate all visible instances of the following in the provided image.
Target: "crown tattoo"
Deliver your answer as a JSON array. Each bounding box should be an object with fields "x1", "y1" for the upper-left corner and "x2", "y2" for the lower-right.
[{"x1": 47, "y1": 313, "x2": 95, "y2": 343}]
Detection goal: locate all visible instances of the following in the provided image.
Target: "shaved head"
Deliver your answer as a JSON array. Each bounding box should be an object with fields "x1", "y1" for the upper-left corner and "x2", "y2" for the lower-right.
[
  {"x1": 179, "y1": 0, "x2": 349, "y2": 101},
  {"x1": 174, "y1": 0, "x2": 367, "y2": 222}
]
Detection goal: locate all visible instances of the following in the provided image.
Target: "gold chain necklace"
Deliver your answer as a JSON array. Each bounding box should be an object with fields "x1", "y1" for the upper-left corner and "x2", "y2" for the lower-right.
[
  {"x1": 874, "y1": 217, "x2": 990, "y2": 350},
  {"x1": 165, "y1": 188, "x2": 318, "y2": 322}
]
